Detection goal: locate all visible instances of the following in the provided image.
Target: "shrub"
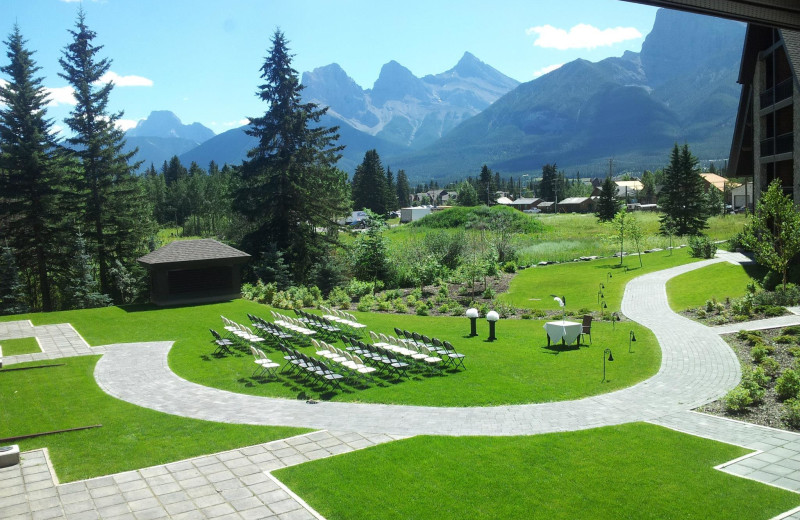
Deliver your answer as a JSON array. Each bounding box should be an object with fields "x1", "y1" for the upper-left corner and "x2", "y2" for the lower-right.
[
  {"x1": 502, "y1": 261, "x2": 517, "y2": 274},
  {"x1": 731, "y1": 295, "x2": 753, "y2": 317},
  {"x1": 492, "y1": 299, "x2": 516, "y2": 318},
  {"x1": 356, "y1": 294, "x2": 376, "y2": 312},
  {"x1": 782, "y1": 398, "x2": 800, "y2": 429},
  {"x1": 724, "y1": 386, "x2": 753, "y2": 413},
  {"x1": 753, "y1": 284, "x2": 800, "y2": 307},
  {"x1": 705, "y1": 299, "x2": 716, "y2": 313},
  {"x1": 750, "y1": 345, "x2": 769, "y2": 364},
  {"x1": 531, "y1": 309, "x2": 546, "y2": 318},
  {"x1": 482, "y1": 287, "x2": 496, "y2": 299},
  {"x1": 776, "y1": 335, "x2": 797, "y2": 344},
  {"x1": 783, "y1": 325, "x2": 800, "y2": 336},
  {"x1": 415, "y1": 301, "x2": 429, "y2": 316},
  {"x1": 788, "y1": 346, "x2": 800, "y2": 358},
  {"x1": 757, "y1": 305, "x2": 785, "y2": 317},
  {"x1": 377, "y1": 300, "x2": 391, "y2": 312},
  {"x1": 448, "y1": 303, "x2": 465, "y2": 316},
  {"x1": 391, "y1": 298, "x2": 408, "y2": 313},
  {"x1": 521, "y1": 313, "x2": 532, "y2": 320},
  {"x1": 776, "y1": 369, "x2": 800, "y2": 401},
  {"x1": 272, "y1": 290, "x2": 292, "y2": 309},
  {"x1": 761, "y1": 358, "x2": 781, "y2": 379},
  {"x1": 346, "y1": 279, "x2": 382, "y2": 300},
  {"x1": 688, "y1": 235, "x2": 717, "y2": 259},
  {"x1": 740, "y1": 366, "x2": 766, "y2": 404},
  {"x1": 696, "y1": 309, "x2": 707, "y2": 319},
  {"x1": 328, "y1": 286, "x2": 351, "y2": 309}
]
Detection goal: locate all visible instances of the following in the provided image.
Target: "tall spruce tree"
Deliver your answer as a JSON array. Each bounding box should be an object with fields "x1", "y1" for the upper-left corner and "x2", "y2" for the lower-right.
[
  {"x1": 396, "y1": 169, "x2": 411, "y2": 207},
  {"x1": 659, "y1": 143, "x2": 709, "y2": 235},
  {"x1": 234, "y1": 29, "x2": 350, "y2": 282},
  {"x1": 59, "y1": 9, "x2": 152, "y2": 298},
  {"x1": 0, "y1": 245, "x2": 29, "y2": 315},
  {"x1": 595, "y1": 176, "x2": 619, "y2": 222},
  {"x1": 478, "y1": 164, "x2": 495, "y2": 205},
  {"x1": 539, "y1": 163, "x2": 558, "y2": 201},
  {"x1": 0, "y1": 25, "x2": 68, "y2": 311},
  {"x1": 352, "y1": 149, "x2": 387, "y2": 214},
  {"x1": 385, "y1": 166, "x2": 398, "y2": 212}
]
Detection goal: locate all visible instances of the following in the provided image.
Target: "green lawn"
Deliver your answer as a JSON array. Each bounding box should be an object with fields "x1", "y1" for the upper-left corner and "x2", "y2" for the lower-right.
[
  {"x1": 0, "y1": 355, "x2": 308, "y2": 483},
  {"x1": 2, "y1": 301, "x2": 660, "y2": 406},
  {"x1": 667, "y1": 261, "x2": 767, "y2": 311},
  {"x1": 275, "y1": 423, "x2": 800, "y2": 520},
  {"x1": 0, "y1": 336, "x2": 40, "y2": 356},
  {"x1": 501, "y1": 248, "x2": 699, "y2": 313}
]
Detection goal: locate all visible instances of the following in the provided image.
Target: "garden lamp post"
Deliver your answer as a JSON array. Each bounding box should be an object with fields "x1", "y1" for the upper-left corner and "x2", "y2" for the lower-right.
[
  {"x1": 606, "y1": 272, "x2": 613, "y2": 283},
  {"x1": 597, "y1": 290, "x2": 604, "y2": 304},
  {"x1": 466, "y1": 308, "x2": 479, "y2": 337},
  {"x1": 486, "y1": 311, "x2": 499, "y2": 341},
  {"x1": 600, "y1": 300, "x2": 607, "y2": 319},
  {"x1": 629, "y1": 330, "x2": 637, "y2": 353},
  {"x1": 603, "y1": 348, "x2": 614, "y2": 382},
  {"x1": 612, "y1": 312, "x2": 619, "y2": 330}
]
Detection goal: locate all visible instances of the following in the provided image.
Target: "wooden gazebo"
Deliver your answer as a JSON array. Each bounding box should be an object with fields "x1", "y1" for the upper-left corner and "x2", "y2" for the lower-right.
[{"x1": 137, "y1": 239, "x2": 251, "y2": 306}]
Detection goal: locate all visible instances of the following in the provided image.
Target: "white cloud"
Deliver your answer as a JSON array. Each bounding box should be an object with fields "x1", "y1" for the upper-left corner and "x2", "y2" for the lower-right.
[
  {"x1": 115, "y1": 119, "x2": 140, "y2": 131},
  {"x1": 533, "y1": 63, "x2": 564, "y2": 78},
  {"x1": 98, "y1": 71, "x2": 153, "y2": 87},
  {"x1": 45, "y1": 86, "x2": 77, "y2": 107},
  {"x1": 238, "y1": 118, "x2": 249, "y2": 126},
  {"x1": 50, "y1": 124, "x2": 64, "y2": 136},
  {"x1": 526, "y1": 24, "x2": 642, "y2": 50}
]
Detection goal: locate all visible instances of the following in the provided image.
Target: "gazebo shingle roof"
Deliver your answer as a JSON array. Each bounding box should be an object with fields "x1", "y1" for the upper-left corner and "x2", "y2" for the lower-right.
[{"x1": 138, "y1": 239, "x2": 250, "y2": 266}]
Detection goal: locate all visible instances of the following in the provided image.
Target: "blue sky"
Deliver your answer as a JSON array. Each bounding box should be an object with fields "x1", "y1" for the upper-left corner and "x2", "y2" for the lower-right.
[{"x1": 2, "y1": 0, "x2": 659, "y2": 135}]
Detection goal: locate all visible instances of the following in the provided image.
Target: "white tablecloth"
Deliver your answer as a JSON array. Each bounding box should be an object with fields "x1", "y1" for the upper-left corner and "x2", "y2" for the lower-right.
[{"x1": 544, "y1": 320, "x2": 582, "y2": 345}]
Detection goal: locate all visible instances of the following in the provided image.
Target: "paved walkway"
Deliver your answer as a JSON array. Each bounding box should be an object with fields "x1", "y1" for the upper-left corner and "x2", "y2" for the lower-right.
[
  {"x1": 713, "y1": 315, "x2": 800, "y2": 335},
  {"x1": 0, "y1": 430, "x2": 402, "y2": 520},
  {"x1": 3, "y1": 255, "x2": 800, "y2": 518},
  {"x1": 0, "y1": 321, "x2": 105, "y2": 364}
]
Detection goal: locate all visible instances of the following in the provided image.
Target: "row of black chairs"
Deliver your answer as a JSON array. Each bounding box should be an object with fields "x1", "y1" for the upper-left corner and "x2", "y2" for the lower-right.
[
  {"x1": 341, "y1": 336, "x2": 412, "y2": 378},
  {"x1": 247, "y1": 314, "x2": 300, "y2": 344},
  {"x1": 276, "y1": 342, "x2": 344, "y2": 390}
]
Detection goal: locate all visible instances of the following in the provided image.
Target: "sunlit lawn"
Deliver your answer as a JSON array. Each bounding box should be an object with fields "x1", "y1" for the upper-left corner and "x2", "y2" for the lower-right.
[
  {"x1": 275, "y1": 422, "x2": 800, "y2": 520},
  {"x1": 501, "y1": 248, "x2": 699, "y2": 313},
  {"x1": 1, "y1": 300, "x2": 660, "y2": 406},
  {"x1": 667, "y1": 261, "x2": 767, "y2": 311},
  {"x1": 0, "y1": 355, "x2": 308, "y2": 482},
  {"x1": 0, "y1": 336, "x2": 40, "y2": 356}
]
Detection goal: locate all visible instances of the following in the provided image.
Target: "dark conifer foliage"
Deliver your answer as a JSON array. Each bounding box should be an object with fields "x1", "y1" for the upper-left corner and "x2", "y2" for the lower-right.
[
  {"x1": 595, "y1": 176, "x2": 620, "y2": 222},
  {"x1": 234, "y1": 29, "x2": 350, "y2": 282},
  {"x1": 659, "y1": 143, "x2": 709, "y2": 235},
  {"x1": 0, "y1": 245, "x2": 29, "y2": 315},
  {"x1": 395, "y1": 169, "x2": 411, "y2": 208},
  {"x1": 0, "y1": 25, "x2": 67, "y2": 311},
  {"x1": 352, "y1": 149, "x2": 388, "y2": 214},
  {"x1": 59, "y1": 9, "x2": 153, "y2": 299}
]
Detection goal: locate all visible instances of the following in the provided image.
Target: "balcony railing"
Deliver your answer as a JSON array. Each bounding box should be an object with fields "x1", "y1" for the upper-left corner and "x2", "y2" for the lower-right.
[
  {"x1": 760, "y1": 132, "x2": 794, "y2": 157},
  {"x1": 760, "y1": 78, "x2": 794, "y2": 109}
]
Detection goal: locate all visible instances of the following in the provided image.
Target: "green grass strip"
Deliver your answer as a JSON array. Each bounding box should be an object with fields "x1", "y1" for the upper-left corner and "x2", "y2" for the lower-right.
[
  {"x1": 0, "y1": 336, "x2": 41, "y2": 356},
  {"x1": 667, "y1": 261, "x2": 766, "y2": 311},
  {"x1": 0, "y1": 355, "x2": 309, "y2": 482},
  {"x1": 275, "y1": 423, "x2": 800, "y2": 520}
]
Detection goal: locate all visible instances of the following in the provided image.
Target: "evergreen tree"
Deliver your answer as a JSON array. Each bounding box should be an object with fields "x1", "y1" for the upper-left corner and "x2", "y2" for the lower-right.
[
  {"x1": 164, "y1": 155, "x2": 187, "y2": 185},
  {"x1": 0, "y1": 245, "x2": 29, "y2": 315},
  {"x1": 457, "y1": 181, "x2": 479, "y2": 207},
  {"x1": 233, "y1": 29, "x2": 350, "y2": 282},
  {"x1": 351, "y1": 149, "x2": 387, "y2": 213},
  {"x1": 539, "y1": 163, "x2": 558, "y2": 201},
  {"x1": 0, "y1": 25, "x2": 67, "y2": 311},
  {"x1": 396, "y1": 169, "x2": 411, "y2": 208},
  {"x1": 595, "y1": 176, "x2": 619, "y2": 222},
  {"x1": 59, "y1": 9, "x2": 153, "y2": 298},
  {"x1": 640, "y1": 170, "x2": 656, "y2": 204},
  {"x1": 384, "y1": 167, "x2": 398, "y2": 212},
  {"x1": 478, "y1": 164, "x2": 495, "y2": 205},
  {"x1": 61, "y1": 232, "x2": 112, "y2": 310},
  {"x1": 658, "y1": 143, "x2": 709, "y2": 235}
]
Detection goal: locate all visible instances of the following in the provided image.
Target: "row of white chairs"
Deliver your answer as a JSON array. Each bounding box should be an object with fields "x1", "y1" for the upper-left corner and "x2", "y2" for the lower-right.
[
  {"x1": 319, "y1": 305, "x2": 367, "y2": 335},
  {"x1": 310, "y1": 338, "x2": 377, "y2": 382},
  {"x1": 249, "y1": 346, "x2": 280, "y2": 378},
  {"x1": 270, "y1": 311, "x2": 317, "y2": 338},
  {"x1": 221, "y1": 316, "x2": 266, "y2": 344},
  {"x1": 368, "y1": 331, "x2": 444, "y2": 371}
]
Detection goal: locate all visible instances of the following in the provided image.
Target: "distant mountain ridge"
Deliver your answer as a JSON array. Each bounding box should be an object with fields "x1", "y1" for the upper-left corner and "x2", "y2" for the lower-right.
[
  {"x1": 301, "y1": 52, "x2": 520, "y2": 150},
  {"x1": 123, "y1": 111, "x2": 214, "y2": 170}
]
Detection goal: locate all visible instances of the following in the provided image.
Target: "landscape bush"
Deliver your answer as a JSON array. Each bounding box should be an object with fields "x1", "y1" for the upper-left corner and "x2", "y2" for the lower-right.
[
  {"x1": 688, "y1": 235, "x2": 717, "y2": 259},
  {"x1": 328, "y1": 286, "x2": 351, "y2": 309},
  {"x1": 750, "y1": 345, "x2": 770, "y2": 364},
  {"x1": 783, "y1": 399, "x2": 800, "y2": 429},
  {"x1": 753, "y1": 284, "x2": 800, "y2": 307},
  {"x1": 761, "y1": 357, "x2": 781, "y2": 379},
  {"x1": 724, "y1": 386, "x2": 753, "y2": 413},
  {"x1": 776, "y1": 335, "x2": 797, "y2": 344},
  {"x1": 776, "y1": 369, "x2": 800, "y2": 401}
]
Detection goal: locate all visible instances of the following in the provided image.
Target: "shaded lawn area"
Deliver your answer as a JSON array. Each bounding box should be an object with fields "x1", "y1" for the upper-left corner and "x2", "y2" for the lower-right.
[
  {"x1": 0, "y1": 355, "x2": 309, "y2": 483},
  {"x1": 501, "y1": 248, "x2": 699, "y2": 313},
  {"x1": 667, "y1": 261, "x2": 767, "y2": 311},
  {"x1": 0, "y1": 336, "x2": 40, "y2": 356},
  {"x1": 0, "y1": 300, "x2": 660, "y2": 406},
  {"x1": 275, "y1": 423, "x2": 800, "y2": 520}
]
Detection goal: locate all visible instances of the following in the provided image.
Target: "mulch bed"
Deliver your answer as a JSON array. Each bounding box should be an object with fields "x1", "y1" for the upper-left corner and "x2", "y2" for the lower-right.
[{"x1": 697, "y1": 327, "x2": 800, "y2": 432}]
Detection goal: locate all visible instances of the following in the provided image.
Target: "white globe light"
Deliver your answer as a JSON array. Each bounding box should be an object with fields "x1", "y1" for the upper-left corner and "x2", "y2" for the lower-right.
[
  {"x1": 466, "y1": 308, "x2": 479, "y2": 318},
  {"x1": 486, "y1": 310, "x2": 500, "y2": 322}
]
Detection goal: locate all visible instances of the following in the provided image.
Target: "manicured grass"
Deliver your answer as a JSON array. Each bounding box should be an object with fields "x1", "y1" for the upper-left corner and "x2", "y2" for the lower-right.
[
  {"x1": 667, "y1": 261, "x2": 767, "y2": 311},
  {"x1": 0, "y1": 300, "x2": 660, "y2": 406},
  {"x1": 275, "y1": 423, "x2": 800, "y2": 520},
  {"x1": 502, "y1": 248, "x2": 699, "y2": 313},
  {"x1": 0, "y1": 355, "x2": 308, "y2": 482},
  {"x1": 0, "y1": 336, "x2": 40, "y2": 356}
]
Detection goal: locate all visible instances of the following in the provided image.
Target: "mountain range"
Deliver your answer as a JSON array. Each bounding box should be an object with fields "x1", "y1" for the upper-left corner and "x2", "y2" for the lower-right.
[{"x1": 126, "y1": 8, "x2": 746, "y2": 182}]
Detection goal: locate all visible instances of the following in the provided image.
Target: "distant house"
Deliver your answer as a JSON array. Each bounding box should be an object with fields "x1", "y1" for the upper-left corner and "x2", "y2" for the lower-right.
[
  {"x1": 509, "y1": 197, "x2": 542, "y2": 212},
  {"x1": 557, "y1": 196, "x2": 596, "y2": 213},
  {"x1": 699, "y1": 173, "x2": 729, "y2": 192},
  {"x1": 137, "y1": 239, "x2": 250, "y2": 306},
  {"x1": 591, "y1": 180, "x2": 643, "y2": 202},
  {"x1": 496, "y1": 196, "x2": 514, "y2": 206},
  {"x1": 730, "y1": 181, "x2": 754, "y2": 210},
  {"x1": 537, "y1": 201, "x2": 555, "y2": 213},
  {"x1": 728, "y1": 25, "x2": 799, "y2": 207}
]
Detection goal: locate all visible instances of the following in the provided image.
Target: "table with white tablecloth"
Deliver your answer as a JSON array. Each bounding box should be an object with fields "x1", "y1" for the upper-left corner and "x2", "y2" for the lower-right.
[{"x1": 543, "y1": 320, "x2": 582, "y2": 346}]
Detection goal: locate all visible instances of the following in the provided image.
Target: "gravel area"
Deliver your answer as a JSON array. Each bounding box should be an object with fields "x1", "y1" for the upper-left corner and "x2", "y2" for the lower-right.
[{"x1": 698, "y1": 326, "x2": 800, "y2": 431}]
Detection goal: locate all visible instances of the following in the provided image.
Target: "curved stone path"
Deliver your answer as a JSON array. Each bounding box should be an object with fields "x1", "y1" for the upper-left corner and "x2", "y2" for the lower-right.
[{"x1": 91, "y1": 258, "x2": 741, "y2": 436}]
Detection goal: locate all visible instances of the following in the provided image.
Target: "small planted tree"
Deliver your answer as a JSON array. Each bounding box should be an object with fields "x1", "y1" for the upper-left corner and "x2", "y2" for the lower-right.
[
  {"x1": 627, "y1": 212, "x2": 644, "y2": 267},
  {"x1": 741, "y1": 180, "x2": 800, "y2": 290},
  {"x1": 62, "y1": 232, "x2": 112, "y2": 310},
  {"x1": 610, "y1": 208, "x2": 629, "y2": 266},
  {"x1": 595, "y1": 175, "x2": 619, "y2": 222}
]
